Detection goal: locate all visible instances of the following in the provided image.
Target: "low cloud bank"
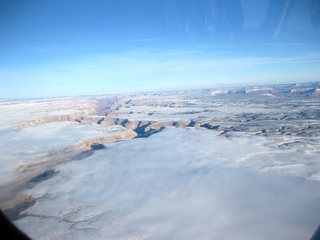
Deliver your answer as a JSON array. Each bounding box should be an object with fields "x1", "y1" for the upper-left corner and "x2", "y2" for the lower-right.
[{"x1": 15, "y1": 128, "x2": 320, "y2": 240}]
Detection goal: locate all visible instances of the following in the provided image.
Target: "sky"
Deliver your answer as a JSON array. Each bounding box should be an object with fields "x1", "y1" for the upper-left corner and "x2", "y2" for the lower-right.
[{"x1": 0, "y1": 0, "x2": 319, "y2": 99}]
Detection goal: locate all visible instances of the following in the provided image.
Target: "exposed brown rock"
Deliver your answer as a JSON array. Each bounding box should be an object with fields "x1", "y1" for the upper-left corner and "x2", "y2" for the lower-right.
[
  {"x1": 99, "y1": 117, "x2": 116, "y2": 125},
  {"x1": 1, "y1": 192, "x2": 35, "y2": 212},
  {"x1": 79, "y1": 116, "x2": 104, "y2": 124}
]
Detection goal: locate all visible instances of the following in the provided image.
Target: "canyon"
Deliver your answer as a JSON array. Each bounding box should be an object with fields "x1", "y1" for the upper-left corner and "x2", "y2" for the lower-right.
[{"x1": 0, "y1": 82, "x2": 320, "y2": 239}]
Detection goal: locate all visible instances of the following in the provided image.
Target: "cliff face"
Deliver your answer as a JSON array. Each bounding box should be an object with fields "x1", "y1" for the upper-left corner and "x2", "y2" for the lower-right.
[{"x1": 17, "y1": 114, "x2": 85, "y2": 128}]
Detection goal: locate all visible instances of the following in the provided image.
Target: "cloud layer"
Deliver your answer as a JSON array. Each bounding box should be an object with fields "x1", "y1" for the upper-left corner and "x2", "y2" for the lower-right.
[{"x1": 15, "y1": 128, "x2": 320, "y2": 239}]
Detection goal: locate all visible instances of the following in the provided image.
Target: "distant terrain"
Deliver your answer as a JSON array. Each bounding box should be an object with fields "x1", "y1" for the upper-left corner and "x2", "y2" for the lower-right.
[{"x1": 0, "y1": 81, "x2": 320, "y2": 240}]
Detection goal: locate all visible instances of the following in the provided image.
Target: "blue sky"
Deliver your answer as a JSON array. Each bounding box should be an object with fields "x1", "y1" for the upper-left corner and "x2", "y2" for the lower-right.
[{"x1": 0, "y1": 0, "x2": 319, "y2": 99}]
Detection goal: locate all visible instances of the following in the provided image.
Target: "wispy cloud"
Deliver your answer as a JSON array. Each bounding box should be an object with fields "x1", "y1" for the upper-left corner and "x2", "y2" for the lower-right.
[{"x1": 0, "y1": 48, "x2": 319, "y2": 98}]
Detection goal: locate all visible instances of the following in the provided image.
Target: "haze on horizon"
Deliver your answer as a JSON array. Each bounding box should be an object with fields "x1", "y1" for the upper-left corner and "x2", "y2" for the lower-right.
[{"x1": 0, "y1": 0, "x2": 320, "y2": 99}]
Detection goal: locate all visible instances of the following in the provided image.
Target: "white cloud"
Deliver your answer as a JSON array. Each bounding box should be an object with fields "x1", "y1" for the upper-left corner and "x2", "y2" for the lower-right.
[{"x1": 14, "y1": 128, "x2": 320, "y2": 240}]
